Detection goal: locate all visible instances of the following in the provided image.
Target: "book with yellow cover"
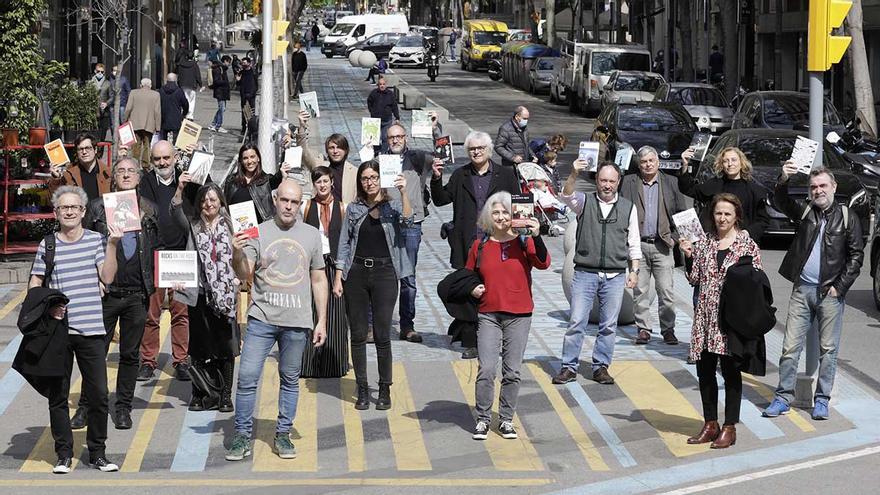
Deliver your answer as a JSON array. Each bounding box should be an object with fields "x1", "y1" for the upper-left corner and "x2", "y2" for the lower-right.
[
  {"x1": 175, "y1": 119, "x2": 202, "y2": 149},
  {"x1": 43, "y1": 139, "x2": 70, "y2": 167}
]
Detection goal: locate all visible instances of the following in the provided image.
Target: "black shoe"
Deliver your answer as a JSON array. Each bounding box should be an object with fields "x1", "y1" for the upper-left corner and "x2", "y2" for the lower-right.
[
  {"x1": 662, "y1": 331, "x2": 679, "y2": 345},
  {"x1": 461, "y1": 347, "x2": 478, "y2": 359},
  {"x1": 89, "y1": 457, "x2": 119, "y2": 472},
  {"x1": 52, "y1": 457, "x2": 72, "y2": 474},
  {"x1": 400, "y1": 329, "x2": 423, "y2": 343},
  {"x1": 498, "y1": 420, "x2": 518, "y2": 439},
  {"x1": 376, "y1": 383, "x2": 391, "y2": 410},
  {"x1": 218, "y1": 394, "x2": 234, "y2": 413},
  {"x1": 136, "y1": 364, "x2": 156, "y2": 382},
  {"x1": 551, "y1": 367, "x2": 577, "y2": 384},
  {"x1": 70, "y1": 407, "x2": 87, "y2": 430},
  {"x1": 175, "y1": 362, "x2": 191, "y2": 381},
  {"x1": 592, "y1": 366, "x2": 615, "y2": 385},
  {"x1": 355, "y1": 384, "x2": 370, "y2": 410},
  {"x1": 114, "y1": 410, "x2": 132, "y2": 430},
  {"x1": 635, "y1": 329, "x2": 651, "y2": 345},
  {"x1": 188, "y1": 395, "x2": 204, "y2": 412}
]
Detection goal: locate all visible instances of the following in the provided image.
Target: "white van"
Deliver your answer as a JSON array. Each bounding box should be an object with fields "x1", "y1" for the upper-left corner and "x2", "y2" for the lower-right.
[
  {"x1": 322, "y1": 14, "x2": 409, "y2": 58},
  {"x1": 566, "y1": 44, "x2": 652, "y2": 116}
]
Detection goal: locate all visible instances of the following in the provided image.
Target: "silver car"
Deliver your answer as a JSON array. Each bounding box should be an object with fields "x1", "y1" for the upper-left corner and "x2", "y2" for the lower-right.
[
  {"x1": 599, "y1": 70, "x2": 666, "y2": 109},
  {"x1": 528, "y1": 57, "x2": 559, "y2": 94},
  {"x1": 654, "y1": 82, "x2": 733, "y2": 134}
]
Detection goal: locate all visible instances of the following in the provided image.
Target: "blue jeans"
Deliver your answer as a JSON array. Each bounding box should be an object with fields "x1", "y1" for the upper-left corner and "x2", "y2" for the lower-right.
[
  {"x1": 212, "y1": 99, "x2": 226, "y2": 128},
  {"x1": 398, "y1": 223, "x2": 422, "y2": 331},
  {"x1": 775, "y1": 285, "x2": 845, "y2": 404},
  {"x1": 561, "y1": 270, "x2": 626, "y2": 373},
  {"x1": 234, "y1": 318, "x2": 309, "y2": 436}
]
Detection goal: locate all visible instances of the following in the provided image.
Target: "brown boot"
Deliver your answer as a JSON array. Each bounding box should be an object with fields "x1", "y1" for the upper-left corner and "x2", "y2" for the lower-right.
[
  {"x1": 687, "y1": 420, "x2": 720, "y2": 444},
  {"x1": 711, "y1": 424, "x2": 736, "y2": 449}
]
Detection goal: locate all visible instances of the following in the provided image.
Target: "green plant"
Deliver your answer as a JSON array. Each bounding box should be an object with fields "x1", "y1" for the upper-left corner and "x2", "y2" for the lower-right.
[
  {"x1": 73, "y1": 83, "x2": 99, "y2": 130},
  {"x1": 48, "y1": 81, "x2": 98, "y2": 130}
]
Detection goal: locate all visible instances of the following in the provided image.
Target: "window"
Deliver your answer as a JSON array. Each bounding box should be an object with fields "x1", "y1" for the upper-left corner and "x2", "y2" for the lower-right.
[
  {"x1": 737, "y1": 136, "x2": 846, "y2": 169},
  {"x1": 615, "y1": 75, "x2": 664, "y2": 92},
  {"x1": 762, "y1": 96, "x2": 842, "y2": 128},
  {"x1": 617, "y1": 106, "x2": 696, "y2": 132},
  {"x1": 396, "y1": 36, "x2": 424, "y2": 47},
  {"x1": 591, "y1": 52, "x2": 651, "y2": 76},
  {"x1": 670, "y1": 87, "x2": 728, "y2": 106},
  {"x1": 353, "y1": 25, "x2": 365, "y2": 37},
  {"x1": 330, "y1": 23, "x2": 355, "y2": 36},
  {"x1": 473, "y1": 31, "x2": 507, "y2": 46}
]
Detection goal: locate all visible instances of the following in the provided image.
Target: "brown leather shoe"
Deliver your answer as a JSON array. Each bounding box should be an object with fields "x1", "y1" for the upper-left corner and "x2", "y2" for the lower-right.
[
  {"x1": 711, "y1": 424, "x2": 736, "y2": 449},
  {"x1": 687, "y1": 420, "x2": 720, "y2": 444},
  {"x1": 592, "y1": 366, "x2": 615, "y2": 385},
  {"x1": 662, "y1": 331, "x2": 679, "y2": 345},
  {"x1": 551, "y1": 367, "x2": 577, "y2": 384},
  {"x1": 635, "y1": 329, "x2": 651, "y2": 345}
]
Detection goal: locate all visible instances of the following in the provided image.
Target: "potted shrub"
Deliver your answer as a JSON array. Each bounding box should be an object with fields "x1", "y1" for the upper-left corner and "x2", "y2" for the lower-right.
[{"x1": 71, "y1": 82, "x2": 99, "y2": 139}]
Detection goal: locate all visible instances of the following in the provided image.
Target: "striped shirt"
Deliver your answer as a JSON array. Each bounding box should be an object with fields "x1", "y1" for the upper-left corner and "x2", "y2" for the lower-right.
[{"x1": 31, "y1": 230, "x2": 106, "y2": 336}]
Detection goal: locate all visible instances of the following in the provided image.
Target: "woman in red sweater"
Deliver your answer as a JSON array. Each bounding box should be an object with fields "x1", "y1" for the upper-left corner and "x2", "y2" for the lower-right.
[{"x1": 465, "y1": 191, "x2": 551, "y2": 441}]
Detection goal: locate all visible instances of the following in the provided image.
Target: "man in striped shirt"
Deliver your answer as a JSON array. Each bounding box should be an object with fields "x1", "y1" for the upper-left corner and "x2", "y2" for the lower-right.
[{"x1": 29, "y1": 185, "x2": 123, "y2": 474}]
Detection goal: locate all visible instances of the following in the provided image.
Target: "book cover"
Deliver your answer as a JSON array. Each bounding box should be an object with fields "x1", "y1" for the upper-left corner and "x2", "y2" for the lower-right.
[
  {"x1": 43, "y1": 139, "x2": 70, "y2": 167},
  {"x1": 614, "y1": 146, "x2": 633, "y2": 171},
  {"x1": 578, "y1": 141, "x2": 600, "y2": 171},
  {"x1": 434, "y1": 135, "x2": 454, "y2": 163},
  {"x1": 103, "y1": 190, "x2": 141, "y2": 232},
  {"x1": 358, "y1": 144, "x2": 375, "y2": 163},
  {"x1": 284, "y1": 146, "x2": 303, "y2": 169},
  {"x1": 117, "y1": 121, "x2": 136, "y2": 147},
  {"x1": 156, "y1": 250, "x2": 199, "y2": 288},
  {"x1": 672, "y1": 208, "x2": 705, "y2": 242},
  {"x1": 511, "y1": 193, "x2": 535, "y2": 229},
  {"x1": 299, "y1": 91, "x2": 320, "y2": 118},
  {"x1": 411, "y1": 110, "x2": 432, "y2": 138},
  {"x1": 790, "y1": 135, "x2": 820, "y2": 174},
  {"x1": 187, "y1": 151, "x2": 214, "y2": 186},
  {"x1": 690, "y1": 132, "x2": 713, "y2": 162},
  {"x1": 228, "y1": 201, "x2": 260, "y2": 239},
  {"x1": 175, "y1": 119, "x2": 202, "y2": 150},
  {"x1": 361, "y1": 117, "x2": 381, "y2": 146},
  {"x1": 378, "y1": 154, "x2": 402, "y2": 188}
]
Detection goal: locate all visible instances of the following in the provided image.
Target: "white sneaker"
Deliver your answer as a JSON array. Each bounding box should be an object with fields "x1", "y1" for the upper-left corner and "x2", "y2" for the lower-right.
[
  {"x1": 52, "y1": 457, "x2": 72, "y2": 474},
  {"x1": 207, "y1": 125, "x2": 217, "y2": 132},
  {"x1": 216, "y1": 127, "x2": 229, "y2": 134}
]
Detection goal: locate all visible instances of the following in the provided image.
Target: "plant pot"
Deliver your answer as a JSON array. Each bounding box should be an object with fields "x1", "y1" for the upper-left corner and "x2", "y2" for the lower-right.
[
  {"x1": 2, "y1": 128, "x2": 19, "y2": 147},
  {"x1": 28, "y1": 127, "x2": 47, "y2": 146}
]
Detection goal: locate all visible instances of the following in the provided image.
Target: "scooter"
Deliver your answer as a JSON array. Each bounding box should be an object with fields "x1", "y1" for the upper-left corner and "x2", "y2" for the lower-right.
[
  {"x1": 487, "y1": 58, "x2": 502, "y2": 81},
  {"x1": 427, "y1": 52, "x2": 439, "y2": 81}
]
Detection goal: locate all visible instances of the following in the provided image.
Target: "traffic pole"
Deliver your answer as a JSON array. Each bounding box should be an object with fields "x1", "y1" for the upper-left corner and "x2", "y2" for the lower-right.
[{"x1": 259, "y1": 0, "x2": 276, "y2": 173}]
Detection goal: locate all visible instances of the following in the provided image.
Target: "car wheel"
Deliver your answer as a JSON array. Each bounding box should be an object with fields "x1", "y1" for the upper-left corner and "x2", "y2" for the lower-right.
[
  {"x1": 460, "y1": 58, "x2": 466, "y2": 71},
  {"x1": 873, "y1": 259, "x2": 880, "y2": 310},
  {"x1": 324, "y1": 53, "x2": 333, "y2": 58}
]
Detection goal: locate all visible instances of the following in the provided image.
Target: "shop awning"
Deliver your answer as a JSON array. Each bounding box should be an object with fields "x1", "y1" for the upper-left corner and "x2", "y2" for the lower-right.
[{"x1": 225, "y1": 16, "x2": 261, "y2": 33}]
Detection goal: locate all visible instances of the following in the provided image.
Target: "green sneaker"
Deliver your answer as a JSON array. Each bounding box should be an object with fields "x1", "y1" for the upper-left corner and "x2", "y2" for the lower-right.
[
  {"x1": 274, "y1": 432, "x2": 297, "y2": 459},
  {"x1": 225, "y1": 432, "x2": 251, "y2": 461}
]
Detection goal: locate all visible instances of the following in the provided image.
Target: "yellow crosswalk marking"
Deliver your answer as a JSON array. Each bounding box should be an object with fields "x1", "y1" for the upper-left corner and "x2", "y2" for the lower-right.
[
  {"x1": 288, "y1": 378, "x2": 318, "y2": 471},
  {"x1": 611, "y1": 361, "x2": 709, "y2": 457},
  {"x1": 525, "y1": 362, "x2": 609, "y2": 471},
  {"x1": 742, "y1": 375, "x2": 816, "y2": 432},
  {"x1": 0, "y1": 289, "x2": 26, "y2": 321},
  {"x1": 451, "y1": 360, "x2": 543, "y2": 471},
  {"x1": 120, "y1": 367, "x2": 172, "y2": 471},
  {"x1": 387, "y1": 362, "x2": 432, "y2": 471},
  {"x1": 339, "y1": 376, "x2": 365, "y2": 472}
]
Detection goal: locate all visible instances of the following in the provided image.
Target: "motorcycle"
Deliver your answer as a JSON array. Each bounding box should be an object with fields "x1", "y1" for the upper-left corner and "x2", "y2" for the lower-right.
[
  {"x1": 487, "y1": 58, "x2": 502, "y2": 81},
  {"x1": 427, "y1": 52, "x2": 440, "y2": 81}
]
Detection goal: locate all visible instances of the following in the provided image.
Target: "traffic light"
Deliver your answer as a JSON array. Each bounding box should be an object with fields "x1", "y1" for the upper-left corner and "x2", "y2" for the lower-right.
[
  {"x1": 272, "y1": 20, "x2": 289, "y2": 59},
  {"x1": 807, "y1": 0, "x2": 852, "y2": 71}
]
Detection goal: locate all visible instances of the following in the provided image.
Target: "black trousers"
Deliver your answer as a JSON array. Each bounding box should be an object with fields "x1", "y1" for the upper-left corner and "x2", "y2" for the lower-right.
[
  {"x1": 64, "y1": 334, "x2": 110, "y2": 461},
  {"x1": 345, "y1": 260, "x2": 398, "y2": 386},
  {"x1": 240, "y1": 95, "x2": 256, "y2": 131},
  {"x1": 696, "y1": 350, "x2": 742, "y2": 425},
  {"x1": 30, "y1": 376, "x2": 73, "y2": 459}
]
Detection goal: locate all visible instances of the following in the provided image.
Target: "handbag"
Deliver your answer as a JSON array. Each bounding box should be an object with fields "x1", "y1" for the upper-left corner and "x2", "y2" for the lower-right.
[{"x1": 187, "y1": 361, "x2": 224, "y2": 406}]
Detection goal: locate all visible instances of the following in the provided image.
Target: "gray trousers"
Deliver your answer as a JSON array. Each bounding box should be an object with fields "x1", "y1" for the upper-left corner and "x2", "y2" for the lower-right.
[
  {"x1": 475, "y1": 312, "x2": 531, "y2": 423},
  {"x1": 632, "y1": 240, "x2": 677, "y2": 334}
]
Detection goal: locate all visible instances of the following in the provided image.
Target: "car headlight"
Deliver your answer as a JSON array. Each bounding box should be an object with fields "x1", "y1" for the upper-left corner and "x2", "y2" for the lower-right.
[
  {"x1": 473, "y1": 49, "x2": 481, "y2": 56},
  {"x1": 849, "y1": 189, "x2": 868, "y2": 208}
]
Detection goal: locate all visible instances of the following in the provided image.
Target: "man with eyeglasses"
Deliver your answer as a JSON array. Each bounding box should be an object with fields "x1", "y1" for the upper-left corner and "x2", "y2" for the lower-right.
[
  {"x1": 29, "y1": 185, "x2": 123, "y2": 473},
  {"x1": 495, "y1": 106, "x2": 535, "y2": 167},
  {"x1": 552, "y1": 160, "x2": 641, "y2": 386},
  {"x1": 430, "y1": 131, "x2": 519, "y2": 358},
  {"x1": 48, "y1": 133, "x2": 113, "y2": 203},
  {"x1": 69, "y1": 158, "x2": 159, "y2": 431},
  {"x1": 367, "y1": 76, "x2": 400, "y2": 151}
]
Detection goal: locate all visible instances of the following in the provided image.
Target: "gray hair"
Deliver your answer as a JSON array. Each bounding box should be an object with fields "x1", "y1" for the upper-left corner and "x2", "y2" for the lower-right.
[
  {"x1": 464, "y1": 131, "x2": 493, "y2": 154},
  {"x1": 637, "y1": 145, "x2": 658, "y2": 160},
  {"x1": 514, "y1": 105, "x2": 528, "y2": 116},
  {"x1": 165, "y1": 72, "x2": 177, "y2": 83},
  {"x1": 476, "y1": 191, "x2": 512, "y2": 234},
  {"x1": 139, "y1": 78, "x2": 152, "y2": 88},
  {"x1": 810, "y1": 166, "x2": 837, "y2": 185},
  {"x1": 51, "y1": 185, "x2": 88, "y2": 210},
  {"x1": 111, "y1": 157, "x2": 143, "y2": 187}
]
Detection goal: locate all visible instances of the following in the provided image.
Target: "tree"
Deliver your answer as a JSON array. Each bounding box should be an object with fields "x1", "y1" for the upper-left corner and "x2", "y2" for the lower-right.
[
  {"x1": 677, "y1": 0, "x2": 694, "y2": 81},
  {"x1": 847, "y1": 0, "x2": 877, "y2": 137}
]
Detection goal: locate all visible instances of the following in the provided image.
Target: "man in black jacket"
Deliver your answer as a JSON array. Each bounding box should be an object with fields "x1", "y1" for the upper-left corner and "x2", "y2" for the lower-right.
[
  {"x1": 763, "y1": 163, "x2": 863, "y2": 421},
  {"x1": 291, "y1": 42, "x2": 308, "y2": 99},
  {"x1": 367, "y1": 76, "x2": 399, "y2": 150},
  {"x1": 158, "y1": 73, "x2": 189, "y2": 141},
  {"x1": 236, "y1": 58, "x2": 257, "y2": 132},
  {"x1": 209, "y1": 55, "x2": 231, "y2": 133},
  {"x1": 175, "y1": 51, "x2": 203, "y2": 120},
  {"x1": 494, "y1": 106, "x2": 534, "y2": 167}
]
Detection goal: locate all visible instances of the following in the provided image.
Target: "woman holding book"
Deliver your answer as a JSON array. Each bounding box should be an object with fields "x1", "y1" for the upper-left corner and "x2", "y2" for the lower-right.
[
  {"x1": 300, "y1": 166, "x2": 349, "y2": 378},
  {"x1": 334, "y1": 161, "x2": 411, "y2": 410},
  {"x1": 171, "y1": 179, "x2": 243, "y2": 412},
  {"x1": 222, "y1": 143, "x2": 292, "y2": 223}
]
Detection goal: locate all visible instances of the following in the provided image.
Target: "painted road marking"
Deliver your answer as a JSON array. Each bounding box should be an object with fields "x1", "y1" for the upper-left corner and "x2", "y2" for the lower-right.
[
  {"x1": 0, "y1": 371, "x2": 25, "y2": 417},
  {"x1": 286, "y1": 378, "x2": 318, "y2": 472},
  {"x1": 170, "y1": 408, "x2": 218, "y2": 472},
  {"x1": 0, "y1": 287, "x2": 24, "y2": 322},
  {"x1": 742, "y1": 374, "x2": 816, "y2": 432},
  {"x1": 0, "y1": 477, "x2": 555, "y2": 487},
  {"x1": 0, "y1": 335, "x2": 22, "y2": 363},
  {"x1": 339, "y1": 375, "x2": 365, "y2": 472},
  {"x1": 387, "y1": 362, "x2": 432, "y2": 471},
  {"x1": 451, "y1": 360, "x2": 543, "y2": 471},
  {"x1": 611, "y1": 361, "x2": 709, "y2": 457}
]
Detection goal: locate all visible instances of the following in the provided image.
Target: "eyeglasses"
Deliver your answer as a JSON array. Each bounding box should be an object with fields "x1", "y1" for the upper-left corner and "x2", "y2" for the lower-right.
[
  {"x1": 467, "y1": 146, "x2": 487, "y2": 154},
  {"x1": 77, "y1": 146, "x2": 95, "y2": 152},
  {"x1": 388, "y1": 134, "x2": 407, "y2": 141},
  {"x1": 360, "y1": 175, "x2": 380, "y2": 184},
  {"x1": 55, "y1": 205, "x2": 85, "y2": 213}
]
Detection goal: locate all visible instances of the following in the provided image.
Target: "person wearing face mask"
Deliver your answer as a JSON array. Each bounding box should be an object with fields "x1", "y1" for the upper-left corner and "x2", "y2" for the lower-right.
[
  {"x1": 298, "y1": 111, "x2": 358, "y2": 204},
  {"x1": 494, "y1": 106, "x2": 535, "y2": 167},
  {"x1": 222, "y1": 142, "x2": 292, "y2": 224},
  {"x1": 290, "y1": 42, "x2": 308, "y2": 99},
  {"x1": 90, "y1": 63, "x2": 115, "y2": 141}
]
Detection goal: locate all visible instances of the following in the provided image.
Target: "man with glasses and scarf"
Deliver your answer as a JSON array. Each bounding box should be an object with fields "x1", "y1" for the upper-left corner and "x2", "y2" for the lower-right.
[
  {"x1": 552, "y1": 160, "x2": 642, "y2": 385},
  {"x1": 48, "y1": 133, "x2": 113, "y2": 203}
]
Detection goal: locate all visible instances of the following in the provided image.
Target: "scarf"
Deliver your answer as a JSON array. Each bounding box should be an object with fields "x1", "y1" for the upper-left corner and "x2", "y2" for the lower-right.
[
  {"x1": 314, "y1": 194, "x2": 334, "y2": 234},
  {"x1": 195, "y1": 219, "x2": 236, "y2": 319}
]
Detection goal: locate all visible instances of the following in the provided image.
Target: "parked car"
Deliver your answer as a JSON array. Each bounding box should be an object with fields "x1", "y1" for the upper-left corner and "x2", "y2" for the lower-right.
[
  {"x1": 410, "y1": 25, "x2": 439, "y2": 41},
  {"x1": 565, "y1": 44, "x2": 652, "y2": 116},
  {"x1": 654, "y1": 82, "x2": 733, "y2": 134},
  {"x1": 591, "y1": 101, "x2": 697, "y2": 172},
  {"x1": 868, "y1": 204, "x2": 880, "y2": 308},
  {"x1": 322, "y1": 14, "x2": 409, "y2": 58},
  {"x1": 692, "y1": 128, "x2": 870, "y2": 239},
  {"x1": 599, "y1": 70, "x2": 665, "y2": 110},
  {"x1": 389, "y1": 34, "x2": 428, "y2": 68},
  {"x1": 526, "y1": 57, "x2": 559, "y2": 94},
  {"x1": 731, "y1": 90, "x2": 846, "y2": 135},
  {"x1": 345, "y1": 32, "x2": 404, "y2": 59}
]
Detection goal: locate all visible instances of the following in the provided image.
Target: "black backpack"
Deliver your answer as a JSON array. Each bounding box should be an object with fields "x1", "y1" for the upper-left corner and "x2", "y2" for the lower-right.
[{"x1": 30, "y1": 234, "x2": 56, "y2": 288}]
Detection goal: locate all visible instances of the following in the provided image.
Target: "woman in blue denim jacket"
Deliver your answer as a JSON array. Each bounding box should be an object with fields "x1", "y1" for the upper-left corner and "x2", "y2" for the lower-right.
[{"x1": 333, "y1": 160, "x2": 413, "y2": 411}]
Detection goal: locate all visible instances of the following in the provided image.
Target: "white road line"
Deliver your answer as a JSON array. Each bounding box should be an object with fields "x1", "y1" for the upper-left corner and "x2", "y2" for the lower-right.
[{"x1": 658, "y1": 445, "x2": 880, "y2": 494}]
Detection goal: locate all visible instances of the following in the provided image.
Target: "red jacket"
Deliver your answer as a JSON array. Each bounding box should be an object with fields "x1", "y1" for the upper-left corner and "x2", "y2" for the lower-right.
[{"x1": 465, "y1": 236, "x2": 550, "y2": 314}]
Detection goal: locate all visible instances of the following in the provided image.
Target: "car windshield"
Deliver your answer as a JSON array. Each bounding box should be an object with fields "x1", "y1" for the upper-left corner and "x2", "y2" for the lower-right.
[
  {"x1": 671, "y1": 87, "x2": 728, "y2": 106},
  {"x1": 474, "y1": 31, "x2": 507, "y2": 45},
  {"x1": 397, "y1": 36, "x2": 423, "y2": 47},
  {"x1": 591, "y1": 52, "x2": 651, "y2": 76},
  {"x1": 535, "y1": 59, "x2": 557, "y2": 71},
  {"x1": 330, "y1": 23, "x2": 354, "y2": 35},
  {"x1": 737, "y1": 137, "x2": 846, "y2": 169},
  {"x1": 618, "y1": 106, "x2": 695, "y2": 132},
  {"x1": 615, "y1": 75, "x2": 663, "y2": 92},
  {"x1": 763, "y1": 97, "x2": 843, "y2": 127}
]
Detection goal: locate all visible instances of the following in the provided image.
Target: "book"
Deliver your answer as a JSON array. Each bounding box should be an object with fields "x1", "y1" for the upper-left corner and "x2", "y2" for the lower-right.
[
  {"x1": 690, "y1": 132, "x2": 713, "y2": 162},
  {"x1": 358, "y1": 144, "x2": 375, "y2": 163},
  {"x1": 175, "y1": 119, "x2": 202, "y2": 149},
  {"x1": 155, "y1": 251, "x2": 199, "y2": 288},
  {"x1": 117, "y1": 121, "x2": 136, "y2": 147},
  {"x1": 614, "y1": 146, "x2": 633, "y2": 171},
  {"x1": 361, "y1": 117, "x2": 381, "y2": 146},
  {"x1": 434, "y1": 135, "x2": 453, "y2": 163},
  {"x1": 578, "y1": 141, "x2": 600, "y2": 171},
  {"x1": 511, "y1": 193, "x2": 535, "y2": 229},
  {"x1": 228, "y1": 201, "x2": 260, "y2": 239},
  {"x1": 299, "y1": 91, "x2": 320, "y2": 118},
  {"x1": 187, "y1": 151, "x2": 214, "y2": 186},
  {"x1": 790, "y1": 135, "x2": 820, "y2": 174},
  {"x1": 411, "y1": 110, "x2": 432, "y2": 138},
  {"x1": 378, "y1": 154, "x2": 402, "y2": 188},
  {"x1": 103, "y1": 190, "x2": 141, "y2": 232},
  {"x1": 43, "y1": 139, "x2": 70, "y2": 167},
  {"x1": 283, "y1": 146, "x2": 303, "y2": 169},
  {"x1": 672, "y1": 208, "x2": 705, "y2": 243}
]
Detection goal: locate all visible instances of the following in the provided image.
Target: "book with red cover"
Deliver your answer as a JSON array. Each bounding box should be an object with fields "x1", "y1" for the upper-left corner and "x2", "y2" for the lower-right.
[{"x1": 103, "y1": 190, "x2": 141, "y2": 232}]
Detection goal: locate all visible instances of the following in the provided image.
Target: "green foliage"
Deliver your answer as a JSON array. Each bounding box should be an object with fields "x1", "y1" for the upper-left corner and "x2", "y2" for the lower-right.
[{"x1": 48, "y1": 81, "x2": 99, "y2": 130}]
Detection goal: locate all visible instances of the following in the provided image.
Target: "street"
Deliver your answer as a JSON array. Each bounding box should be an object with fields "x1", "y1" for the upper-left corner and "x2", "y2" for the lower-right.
[{"x1": 0, "y1": 49, "x2": 878, "y2": 494}]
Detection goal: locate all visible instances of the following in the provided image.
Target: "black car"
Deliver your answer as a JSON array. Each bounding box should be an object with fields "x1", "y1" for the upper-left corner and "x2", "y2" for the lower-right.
[
  {"x1": 345, "y1": 32, "x2": 404, "y2": 59},
  {"x1": 868, "y1": 205, "x2": 880, "y2": 308},
  {"x1": 591, "y1": 101, "x2": 698, "y2": 172},
  {"x1": 692, "y1": 128, "x2": 870, "y2": 238},
  {"x1": 731, "y1": 91, "x2": 846, "y2": 135}
]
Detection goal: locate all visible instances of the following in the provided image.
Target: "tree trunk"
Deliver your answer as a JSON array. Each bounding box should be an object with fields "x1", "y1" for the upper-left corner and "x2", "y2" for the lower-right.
[
  {"x1": 678, "y1": 0, "x2": 694, "y2": 81},
  {"x1": 718, "y1": 0, "x2": 738, "y2": 101},
  {"x1": 847, "y1": 0, "x2": 877, "y2": 138},
  {"x1": 546, "y1": 0, "x2": 555, "y2": 47}
]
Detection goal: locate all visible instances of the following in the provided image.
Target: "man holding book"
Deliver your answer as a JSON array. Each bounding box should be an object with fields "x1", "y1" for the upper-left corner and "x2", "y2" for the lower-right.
[{"x1": 47, "y1": 133, "x2": 113, "y2": 203}]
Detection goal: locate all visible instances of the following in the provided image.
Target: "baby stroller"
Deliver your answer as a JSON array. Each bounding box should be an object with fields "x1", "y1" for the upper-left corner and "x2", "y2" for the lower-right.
[{"x1": 516, "y1": 162, "x2": 570, "y2": 237}]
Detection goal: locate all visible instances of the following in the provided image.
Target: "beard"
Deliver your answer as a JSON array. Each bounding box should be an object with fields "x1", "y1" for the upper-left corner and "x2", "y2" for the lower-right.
[{"x1": 155, "y1": 166, "x2": 175, "y2": 179}]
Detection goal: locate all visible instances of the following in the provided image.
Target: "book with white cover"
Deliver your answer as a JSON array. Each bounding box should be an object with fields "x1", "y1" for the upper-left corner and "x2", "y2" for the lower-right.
[
  {"x1": 672, "y1": 208, "x2": 705, "y2": 242},
  {"x1": 299, "y1": 91, "x2": 320, "y2": 118},
  {"x1": 359, "y1": 144, "x2": 375, "y2": 163},
  {"x1": 379, "y1": 154, "x2": 402, "y2": 188},
  {"x1": 228, "y1": 201, "x2": 259, "y2": 238},
  {"x1": 614, "y1": 147, "x2": 633, "y2": 171},
  {"x1": 284, "y1": 146, "x2": 303, "y2": 169},
  {"x1": 156, "y1": 251, "x2": 198, "y2": 288},
  {"x1": 187, "y1": 151, "x2": 214, "y2": 185},
  {"x1": 411, "y1": 110, "x2": 432, "y2": 138},
  {"x1": 578, "y1": 141, "x2": 600, "y2": 171},
  {"x1": 117, "y1": 122, "x2": 136, "y2": 147},
  {"x1": 790, "y1": 135, "x2": 820, "y2": 174}
]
